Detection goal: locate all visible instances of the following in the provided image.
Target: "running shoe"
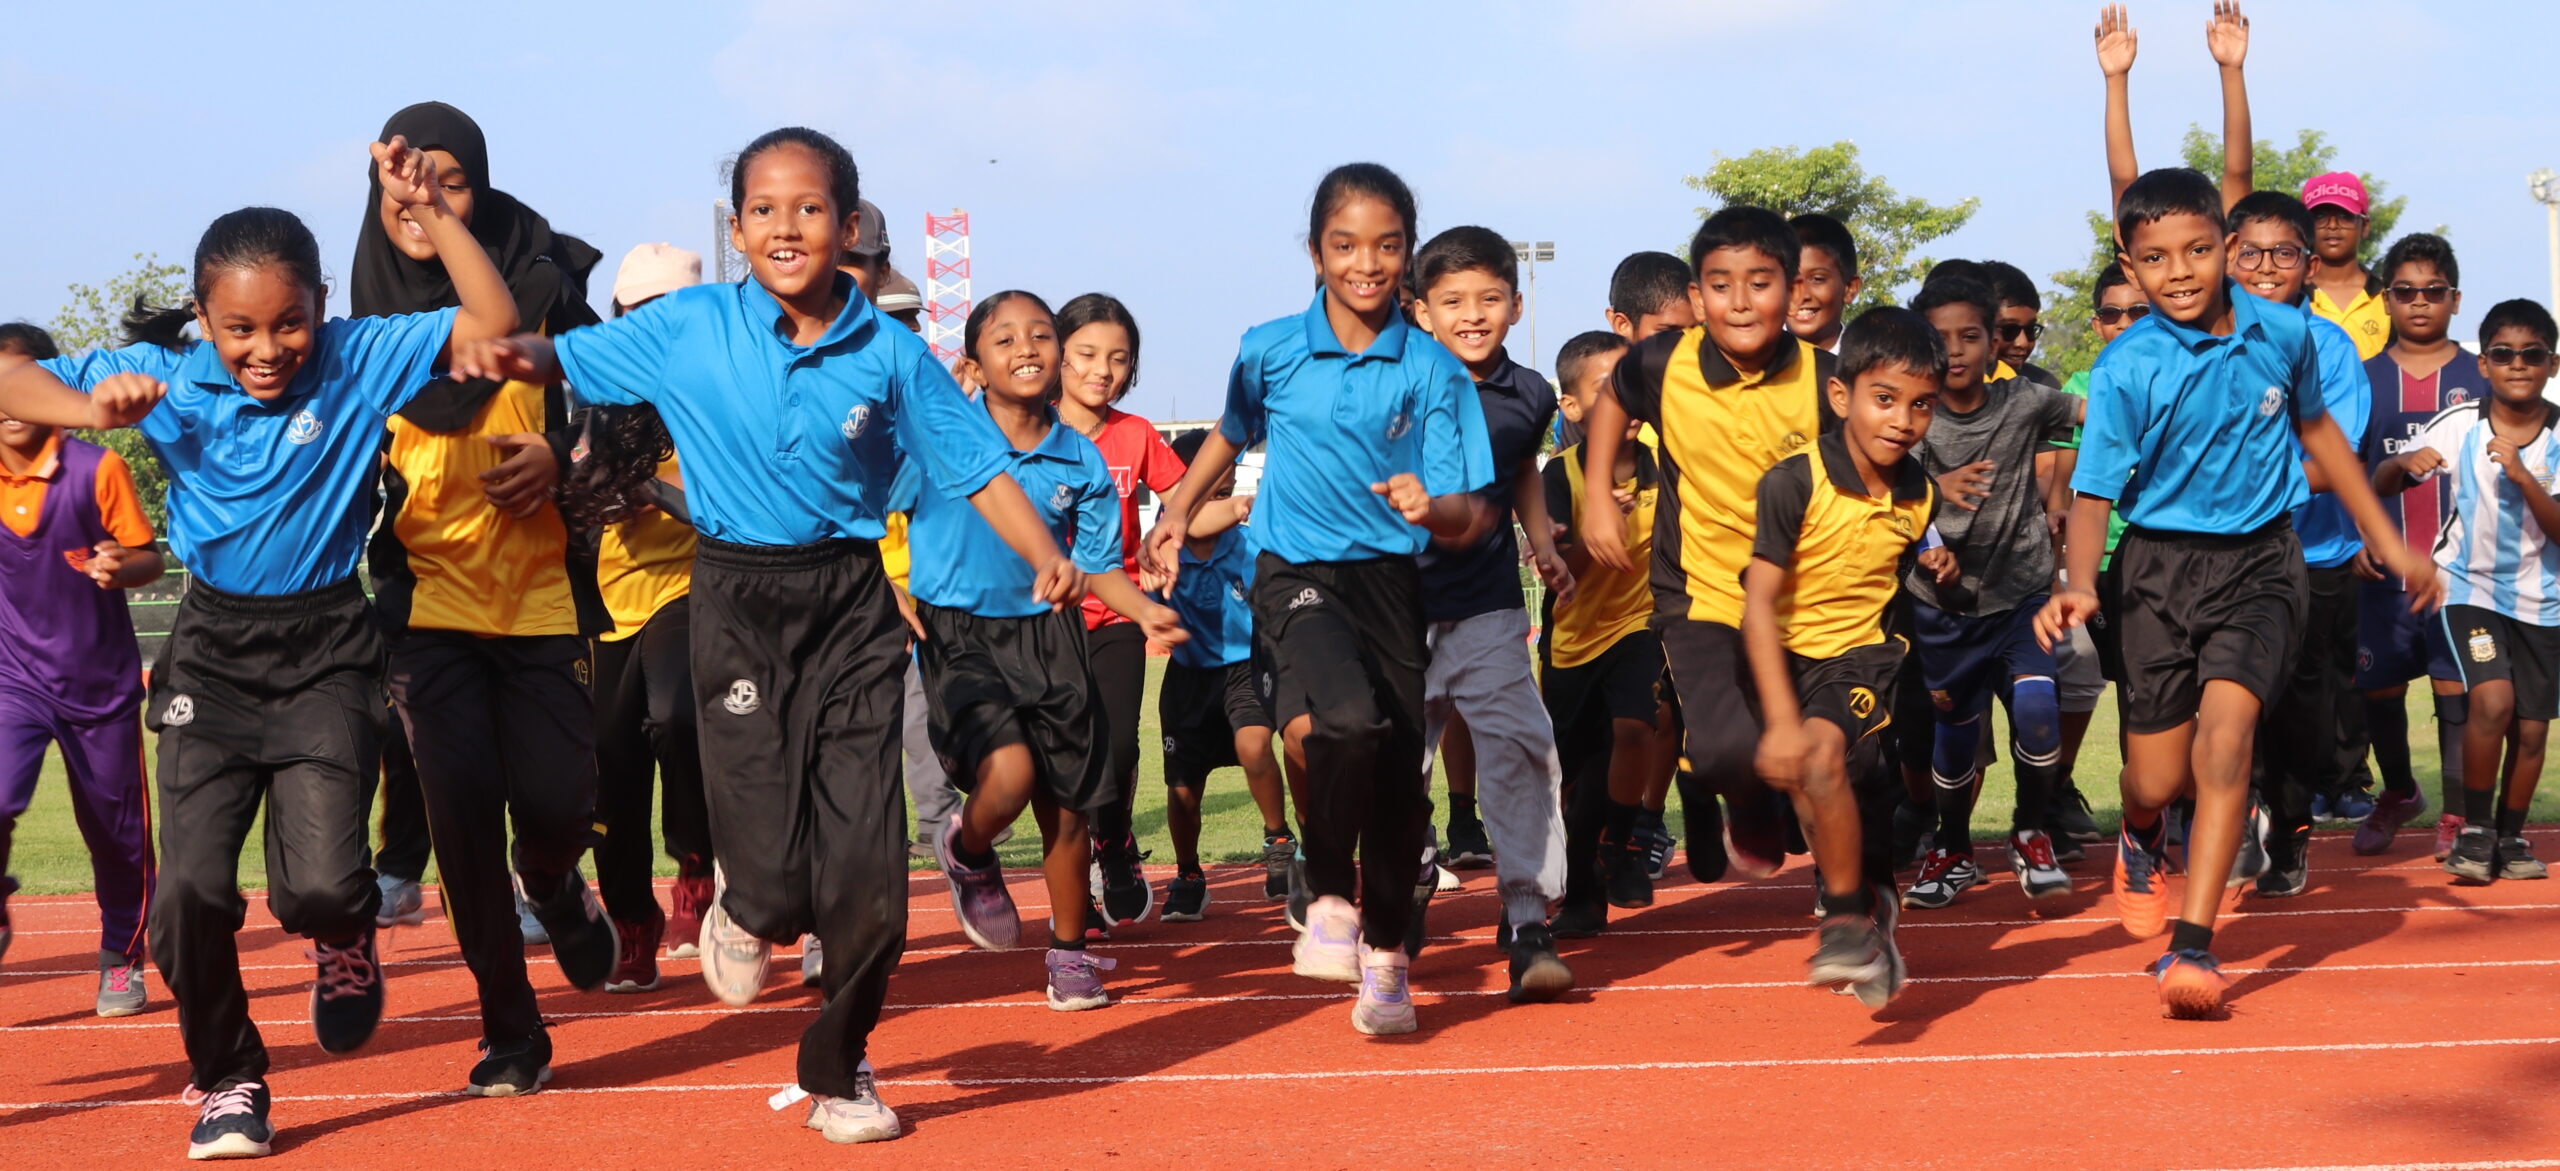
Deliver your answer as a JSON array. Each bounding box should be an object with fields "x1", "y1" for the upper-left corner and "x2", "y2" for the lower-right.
[
  {"x1": 1352, "y1": 943, "x2": 1417, "y2": 1035},
  {"x1": 2435, "y1": 813, "x2": 2466, "y2": 862},
  {"x1": 308, "y1": 928, "x2": 385, "y2": 1055},
  {"x1": 1549, "y1": 897, "x2": 1606, "y2": 939},
  {"x1": 665, "y1": 872, "x2": 712, "y2": 959},
  {"x1": 1044, "y1": 948, "x2": 1116, "y2": 1011},
  {"x1": 1901, "y1": 849, "x2": 1980, "y2": 910},
  {"x1": 96, "y1": 950, "x2": 147, "y2": 1018},
  {"x1": 605, "y1": 918, "x2": 662, "y2": 993},
  {"x1": 183, "y1": 1080, "x2": 271, "y2": 1160},
  {"x1": 2008, "y1": 829, "x2": 2071, "y2": 899},
  {"x1": 1094, "y1": 829, "x2": 1155, "y2": 927},
  {"x1": 2500, "y1": 836, "x2": 2549, "y2": 881},
  {"x1": 2152, "y1": 948, "x2": 2229, "y2": 1020},
  {"x1": 2444, "y1": 826, "x2": 2498, "y2": 884},
  {"x1": 800, "y1": 935, "x2": 824, "y2": 988},
  {"x1": 2352, "y1": 790, "x2": 2426, "y2": 855},
  {"x1": 466, "y1": 1027, "x2": 554, "y2": 1097},
  {"x1": 2328, "y1": 789, "x2": 2377, "y2": 823},
  {"x1": 2050, "y1": 781, "x2": 2105, "y2": 843},
  {"x1": 527, "y1": 870, "x2": 618, "y2": 992},
  {"x1": 1684, "y1": 790, "x2": 1730, "y2": 883},
  {"x1": 1434, "y1": 863, "x2": 1463, "y2": 893},
  {"x1": 938, "y1": 814, "x2": 1022, "y2": 951},
  {"x1": 805, "y1": 1061, "x2": 901, "y2": 1144},
  {"x1": 511, "y1": 874, "x2": 548, "y2": 946},
  {"x1": 1292, "y1": 895, "x2": 1360, "y2": 983},
  {"x1": 1284, "y1": 850, "x2": 1312, "y2": 932},
  {"x1": 2255, "y1": 823, "x2": 2311, "y2": 899},
  {"x1": 1724, "y1": 786, "x2": 1788, "y2": 880},
  {"x1": 2227, "y1": 802, "x2": 2270, "y2": 889},
  {"x1": 1638, "y1": 809, "x2": 1675, "y2": 881},
  {"x1": 1403, "y1": 850, "x2": 1437, "y2": 961},
  {"x1": 1600, "y1": 833, "x2": 1655, "y2": 909},
  {"x1": 1851, "y1": 887, "x2": 1907, "y2": 1009},
  {"x1": 698, "y1": 867, "x2": 773, "y2": 1007},
  {"x1": 1443, "y1": 811, "x2": 1494, "y2": 870},
  {"x1": 2309, "y1": 792, "x2": 2333, "y2": 823},
  {"x1": 1262, "y1": 832, "x2": 1294, "y2": 901},
  {"x1": 2113, "y1": 824, "x2": 2173, "y2": 940},
  {"x1": 1505, "y1": 921, "x2": 1573, "y2": 1004},
  {"x1": 1805, "y1": 913, "x2": 1887, "y2": 990},
  {"x1": 374, "y1": 874, "x2": 425, "y2": 928},
  {"x1": 1162, "y1": 870, "x2": 1210, "y2": 922}
]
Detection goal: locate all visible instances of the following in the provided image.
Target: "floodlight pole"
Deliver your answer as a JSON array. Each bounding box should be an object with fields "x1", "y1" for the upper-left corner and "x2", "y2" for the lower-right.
[
  {"x1": 1511, "y1": 240, "x2": 1556, "y2": 372},
  {"x1": 2533, "y1": 170, "x2": 2560, "y2": 311}
]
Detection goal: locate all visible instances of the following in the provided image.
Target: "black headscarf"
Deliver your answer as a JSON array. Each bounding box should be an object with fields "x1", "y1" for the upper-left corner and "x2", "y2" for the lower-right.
[{"x1": 351, "y1": 101, "x2": 603, "y2": 428}]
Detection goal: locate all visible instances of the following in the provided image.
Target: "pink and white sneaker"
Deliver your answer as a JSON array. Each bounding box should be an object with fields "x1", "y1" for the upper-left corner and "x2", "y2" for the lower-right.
[{"x1": 1352, "y1": 944, "x2": 1417, "y2": 1035}]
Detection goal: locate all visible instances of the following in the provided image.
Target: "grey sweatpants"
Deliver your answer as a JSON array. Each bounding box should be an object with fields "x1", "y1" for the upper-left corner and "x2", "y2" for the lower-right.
[
  {"x1": 1420, "y1": 607, "x2": 1567, "y2": 928},
  {"x1": 903, "y1": 657, "x2": 960, "y2": 835}
]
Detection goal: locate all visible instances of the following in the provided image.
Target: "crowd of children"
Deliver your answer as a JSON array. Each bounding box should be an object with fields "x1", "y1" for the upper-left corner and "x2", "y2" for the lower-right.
[{"x1": 0, "y1": 3, "x2": 2554, "y2": 1158}]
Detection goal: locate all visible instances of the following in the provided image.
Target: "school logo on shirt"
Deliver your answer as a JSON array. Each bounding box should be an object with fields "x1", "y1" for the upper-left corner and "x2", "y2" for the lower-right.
[
  {"x1": 1050, "y1": 482, "x2": 1076, "y2": 513},
  {"x1": 1780, "y1": 431, "x2": 1809, "y2": 454},
  {"x1": 164, "y1": 694, "x2": 195, "y2": 727},
  {"x1": 722, "y1": 678, "x2": 762, "y2": 716},
  {"x1": 1385, "y1": 412, "x2": 1412, "y2": 442},
  {"x1": 2258, "y1": 387, "x2": 2284, "y2": 418},
  {"x1": 2469, "y1": 628, "x2": 2498, "y2": 663},
  {"x1": 1288, "y1": 587, "x2": 1322, "y2": 611},
  {"x1": 841, "y1": 405, "x2": 872, "y2": 440},
  {"x1": 286, "y1": 409, "x2": 324, "y2": 445}
]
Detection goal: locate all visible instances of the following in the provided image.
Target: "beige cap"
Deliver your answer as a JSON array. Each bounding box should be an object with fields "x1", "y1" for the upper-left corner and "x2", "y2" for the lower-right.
[
  {"x1": 612, "y1": 243, "x2": 703, "y2": 309},
  {"x1": 874, "y1": 266, "x2": 923, "y2": 313}
]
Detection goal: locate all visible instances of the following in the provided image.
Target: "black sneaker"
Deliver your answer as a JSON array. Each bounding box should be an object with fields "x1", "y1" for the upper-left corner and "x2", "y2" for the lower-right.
[
  {"x1": 2445, "y1": 826, "x2": 2498, "y2": 884},
  {"x1": 1095, "y1": 831, "x2": 1155, "y2": 927},
  {"x1": 1402, "y1": 851, "x2": 1437, "y2": 961},
  {"x1": 2051, "y1": 782, "x2": 2106, "y2": 843},
  {"x1": 1853, "y1": 887, "x2": 1907, "y2": 1008},
  {"x1": 1505, "y1": 921, "x2": 1574, "y2": 1004},
  {"x1": 1550, "y1": 897, "x2": 1607, "y2": 938},
  {"x1": 2256, "y1": 823, "x2": 2311, "y2": 898},
  {"x1": 185, "y1": 1080, "x2": 273, "y2": 1159},
  {"x1": 1444, "y1": 814, "x2": 1494, "y2": 870},
  {"x1": 528, "y1": 870, "x2": 618, "y2": 992},
  {"x1": 2502, "y1": 836, "x2": 2550, "y2": 881},
  {"x1": 1599, "y1": 835, "x2": 1655, "y2": 909},
  {"x1": 1636, "y1": 810, "x2": 1674, "y2": 881},
  {"x1": 1684, "y1": 790, "x2": 1729, "y2": 883},
  {"x1": 467, "y1": 1026, "x2": 554, "y2": 1097},
  {"x1": 1284, "y1": 851, "x2": 1312, "y2": 932},
  {"x1": 1162, "y1": 870, "x2": 1210, "y2": 922},
  {"x1": 2226, "y1": 802, "x2": 2270, "y2": 889},
  {"x1": 1261, "y1": 833, "x2": 1294, "y2": 901},
  {"x1": 308, "y1": 928, "x2": 385, "y2": 1055}
]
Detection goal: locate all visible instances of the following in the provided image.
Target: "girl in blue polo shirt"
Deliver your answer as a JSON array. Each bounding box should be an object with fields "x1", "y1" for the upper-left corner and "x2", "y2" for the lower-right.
[
  {"x1": 1142, "y1": 163, "x2": 1493, "y2": 1036},
  {"x1": 450, "y1": 127, "x2": 1076, "y2": 1147},
  {"x1": 898, "y1": 290, "x2": 1185, "y2": 1012},
  {"x1": 0, "y1": 140, "x2": 518, "y2": 1161}
]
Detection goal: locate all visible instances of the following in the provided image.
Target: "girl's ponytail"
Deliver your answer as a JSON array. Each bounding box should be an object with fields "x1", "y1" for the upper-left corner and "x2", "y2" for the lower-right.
[{"x1": 120, "y1": 295, "x2": 195, "y2": 351}]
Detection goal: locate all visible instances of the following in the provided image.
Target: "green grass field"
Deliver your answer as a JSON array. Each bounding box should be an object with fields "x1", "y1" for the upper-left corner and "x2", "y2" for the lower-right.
[{"x1": 6, "y1": 659, "x2": 2555, "y2": 894}]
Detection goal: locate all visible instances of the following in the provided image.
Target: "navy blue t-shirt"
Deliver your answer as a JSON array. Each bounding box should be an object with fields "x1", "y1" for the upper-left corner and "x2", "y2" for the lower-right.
[{"x1": 1417, "y1": 352, "x2": 1557, "y2": 621}]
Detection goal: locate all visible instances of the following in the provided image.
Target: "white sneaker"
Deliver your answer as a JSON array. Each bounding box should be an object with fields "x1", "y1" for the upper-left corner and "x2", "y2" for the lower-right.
[
  {"x1": 804, "y1": 1062, "x2": 901, "y2": 1144},
  {"x1": 1291, "y1": 895, "x2": 1360, "y2": 983},
  {"x1": 1352, "y1": 944, "x2": 1417, "y2": 1035},
  {"x1": 800, "y1": 935, "x2": 823, "y2": 987},
  {"x1": 698, "y1": 867, "x2": 770, "y2": 1007}
]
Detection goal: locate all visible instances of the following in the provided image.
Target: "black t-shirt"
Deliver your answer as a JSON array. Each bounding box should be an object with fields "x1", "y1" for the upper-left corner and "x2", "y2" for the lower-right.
[{"x1": 1418, "y1": 351, "x2": 1558, "y2": 621}]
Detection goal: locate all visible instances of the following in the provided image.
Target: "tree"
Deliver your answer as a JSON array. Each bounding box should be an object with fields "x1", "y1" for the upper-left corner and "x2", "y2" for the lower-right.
[
  {"x1": 1683, "y1": 141, "x2": 1978, "y2": 311},
  {"x1": 50, "y1": 254, "x2": 186, "y2": 534},
  {"x1": 2041, "y1": 127, "x2": 2408, "y2": 377}
]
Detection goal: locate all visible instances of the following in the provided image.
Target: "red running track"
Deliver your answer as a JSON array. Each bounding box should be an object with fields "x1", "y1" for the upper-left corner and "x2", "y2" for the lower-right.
[{"x1": 4, "y1": 829, "x2": 2557, "y2": 1168}]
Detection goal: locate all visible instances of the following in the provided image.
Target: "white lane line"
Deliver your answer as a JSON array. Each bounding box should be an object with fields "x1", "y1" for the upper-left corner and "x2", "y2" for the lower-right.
[
  {"x1": 5, "y1": 1034, "x2": 2555, "y2": 1111},
  {"x1": 2186, "y1": 1162, "x2": 2560, "y2": 1171},
  {"x1": 11, "y1": 958, "x2": 2558, "y2": 1031}
]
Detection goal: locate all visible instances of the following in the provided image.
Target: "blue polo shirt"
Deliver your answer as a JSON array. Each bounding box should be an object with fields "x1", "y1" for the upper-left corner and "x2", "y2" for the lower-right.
[
  {"x1": 891, "y1": 407, "x2": 1120, "y2": 619},
  {"x1": 1167, "y1": 524, "x2": 1257, "y2": 669},
  {"x1": 1218, "y1": 293, "x2": 1494, "y2": 564},
  {"x1": 2291, "y1": 314, "x2": 2372, "y2": 569},
  {"x1": 40, "y1": 309, "x2": 455, "y2": 595},
  {"x1": 2072, "y1": 281, "x2": 2323, "y2": 535},
  {"x1": 555, "y1": 276, "x2": 1009, "y2": 547},
  {"x1": 1417, "y1": 350, "x2": 1557, "y2": 622}
]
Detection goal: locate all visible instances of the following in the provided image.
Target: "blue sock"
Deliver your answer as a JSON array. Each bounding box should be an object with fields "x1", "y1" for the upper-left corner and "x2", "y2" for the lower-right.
[{"x1": 2008, "y1": 676, "x2": 2062, "y2": 829}]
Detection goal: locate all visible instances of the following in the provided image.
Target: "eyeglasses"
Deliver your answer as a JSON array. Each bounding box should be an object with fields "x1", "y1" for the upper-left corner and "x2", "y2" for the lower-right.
[
  {"x1": 2234, "y1": 244, "x2": 2306, "y2": 272},
  {"x1": 2387, "y1": 284, "x2": 2456, "y2": 305},
  {"x1": 2485, "y1": 345, "x2": 2555, "y2": 367},
  {"x1": 1995, "y1": 322, "x2": 2044, "y2": 343},
  {"x1": 2092, "y1": 304, "x2": 2152, "y2": 326}
]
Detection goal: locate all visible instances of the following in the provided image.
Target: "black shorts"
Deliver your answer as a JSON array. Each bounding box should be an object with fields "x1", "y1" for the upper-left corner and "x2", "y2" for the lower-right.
[
  {"x1": 913, "y1": 601, "x2": 1113, "y2": 813},
  {"x1": 1654, "y1": 616, "x2": 1761, "y2": 792},
  {"x1": 1791, "y1": 639, "x2": 1904, "y2": 779},
  {"x1": 2115, "y1": 522, "x2": 2308, "y2": 735},
  {"x1": 2090, "y1": 559, "x2": 2128, "y2": 684},
  {"x1": 1160, "y1": 658, "x2": 1272, "y2": 786},
  {"x1": 1249, "y1": 553, "x2": 1427, "y2": 733},
  {"x1": 2446, "y1": 604, "x2": 2560, "y2": 721},
  {"x1": 1541, "y1": 629, "x2": 1668, "y2": 734}
]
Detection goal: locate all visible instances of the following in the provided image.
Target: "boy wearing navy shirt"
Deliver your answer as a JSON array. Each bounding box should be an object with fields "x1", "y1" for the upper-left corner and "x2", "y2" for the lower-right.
[
  {"x1": 1407, "y1": 226, "x2": 1575, "y2": 1001},
  {"x1": 2039, "y1": 167, "x2": 2433, "y2": 1020}
]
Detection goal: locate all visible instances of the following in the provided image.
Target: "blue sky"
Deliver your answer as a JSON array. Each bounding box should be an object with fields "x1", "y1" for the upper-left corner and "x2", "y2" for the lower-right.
[{"x1": 6, "y1": 0, "x2": 2555, "y2": 423}]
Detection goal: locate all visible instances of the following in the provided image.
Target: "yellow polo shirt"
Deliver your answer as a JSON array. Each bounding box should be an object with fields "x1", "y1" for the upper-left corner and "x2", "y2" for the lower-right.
[{"x1": 2310, "y1": 277, "x2": 2391, "y2": 361}]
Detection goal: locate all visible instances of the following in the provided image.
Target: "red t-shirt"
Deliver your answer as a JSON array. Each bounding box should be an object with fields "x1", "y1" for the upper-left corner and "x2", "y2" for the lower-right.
[{"x1": 1081, "y1": 409, "x2": 1186, "y2": 630}]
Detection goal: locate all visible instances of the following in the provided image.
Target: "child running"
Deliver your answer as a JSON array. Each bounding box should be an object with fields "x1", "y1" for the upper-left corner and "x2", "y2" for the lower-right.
[
  {"x1": 0, "y1": 138, "x2": 519, "y2": 1158},
  {"x1": 898, "y1": 289, "x2": 1186, "y2": 1010},
  {"x1": 1142, "y1": 163, "x2": 1492, "y2": 1036},
  {"x1": 2372, "y1": 300, "x2": 2560, "y2": 884},
  {"x1": 2037, "y1": 166, "x2": 2433, "y2": 1020},
  {"x1": 1788, "y1": 215, "x2": 1862, "y2": 354},
  {"x1": 0, "y1": 322, "x2": 161, "y2": 1019},
  {"x1": 1746, "y1": 305, "x2": 1953, "y2": 1007},
  {"x1": 454, "y1": 127, "x2": 1077, "y2": 1145}
]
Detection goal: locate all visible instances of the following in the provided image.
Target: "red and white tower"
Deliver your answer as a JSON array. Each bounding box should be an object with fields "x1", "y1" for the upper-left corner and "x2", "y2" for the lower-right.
[{"x1": 925, "y1": 210, "x2": 972, "y2": 366}]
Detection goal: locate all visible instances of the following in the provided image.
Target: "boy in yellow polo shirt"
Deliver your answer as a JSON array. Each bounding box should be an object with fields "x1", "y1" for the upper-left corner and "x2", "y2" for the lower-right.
[{"x1": 1743, "y1": 306, "x2": 1952, "y2": 1009}]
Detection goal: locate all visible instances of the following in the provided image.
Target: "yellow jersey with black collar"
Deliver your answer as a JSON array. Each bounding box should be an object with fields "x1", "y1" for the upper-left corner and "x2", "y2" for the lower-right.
[
  {"x1": 1750, "y1": 431, "x2": 1936, "y2": 660},
  {"x1": 1608, "y1": 327, "x2": 1838, "y2": 626},
  {"x1": 595, "y1": 453, "x2": 695, "y2": 641}
]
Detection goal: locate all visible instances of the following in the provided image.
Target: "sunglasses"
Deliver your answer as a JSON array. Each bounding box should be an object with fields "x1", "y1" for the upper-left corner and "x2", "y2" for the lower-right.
[
  {"x1": 2234, "y1": 244, "x2": 2306, "y2": 272},
  {"x1": 2092, "y1": 304, "x2": 2152, "y2": 326},
  {"x1": 2485, "y1": 345, "x2": 2555, "y2": 367},
  {"x1": 1995, "y1": 322, "x2": 2044, "y2": 343},
  {"x1": 2387, "y1": 284, "x2": 2456, "y2": 305}
]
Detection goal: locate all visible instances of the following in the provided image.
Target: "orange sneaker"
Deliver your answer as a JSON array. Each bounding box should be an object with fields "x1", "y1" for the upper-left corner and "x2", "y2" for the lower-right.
[
  {"x1": 2113, "y1": 825, "x2": 2172, "y2": 939},
  {"x1": 2152, "y1": 949, "x2": 2228, "y2": 1019}
]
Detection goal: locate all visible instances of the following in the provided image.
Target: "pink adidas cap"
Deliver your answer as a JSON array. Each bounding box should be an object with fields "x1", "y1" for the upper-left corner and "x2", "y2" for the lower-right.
[{"x1": 2301, "y1": 172, "x2": 2369, "y2": 218}]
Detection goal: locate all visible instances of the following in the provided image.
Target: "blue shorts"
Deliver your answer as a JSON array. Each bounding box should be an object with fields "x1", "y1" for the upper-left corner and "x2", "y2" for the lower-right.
[
  {"x1": 1912, "y1": 597, "x2": 2058, "y2": 721},
  {"x1": 2356, "y1": 580, "x2": 2458, "y2": 690}
]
